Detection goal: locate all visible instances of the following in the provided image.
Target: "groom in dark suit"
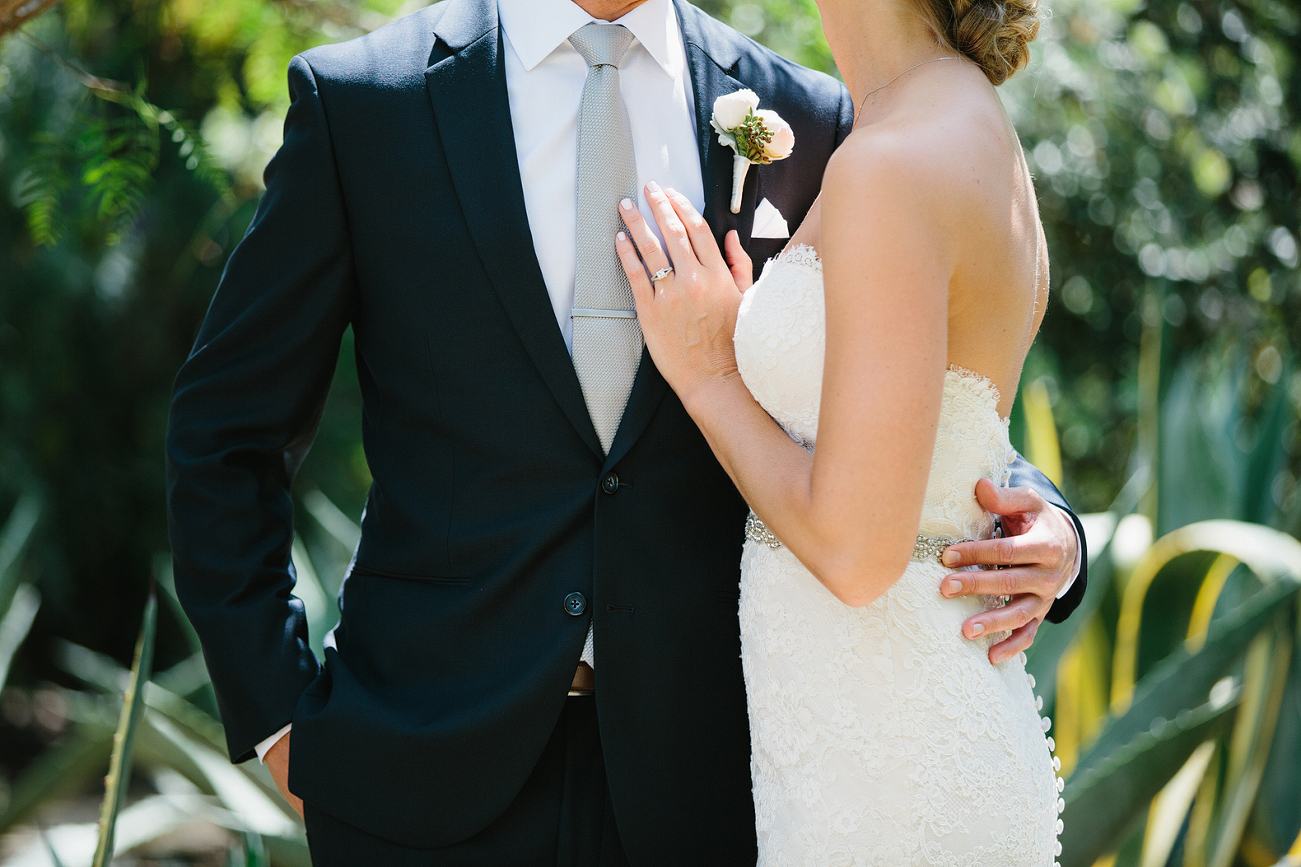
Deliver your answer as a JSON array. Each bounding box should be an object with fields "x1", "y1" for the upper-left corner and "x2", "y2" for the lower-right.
[{"x1": 166, "y1": 0, "x2": 1088, "y2": 863}]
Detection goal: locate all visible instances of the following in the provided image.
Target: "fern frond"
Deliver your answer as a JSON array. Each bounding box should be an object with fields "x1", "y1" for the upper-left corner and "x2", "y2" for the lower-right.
[
  {"x1": 160, "y1": 114, "x2": 232, "y2": 198},
  {"x1": 22, "y1": 133, "x2": 71, "y2": 247}
]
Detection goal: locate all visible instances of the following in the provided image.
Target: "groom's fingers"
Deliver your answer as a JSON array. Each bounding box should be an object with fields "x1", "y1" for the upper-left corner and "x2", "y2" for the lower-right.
[
  {"x1": 941, "y1": 532, "x2": 1055, "y2": 571},
  {"x1": 987, "y1": 620, "x2": 1041, "y2": 666},
  {"x1": 959, "y1": 593, "x2": 1044, "y2": 641},
  {"x1": 724, "y1": 230, "x2": 753, "y2": 291},
  {"x1": 941, "y1": 565, "x2": 1058, "y2": 600},
  {"x1": 974, "y1": 478, "x2": 1046, "y2": 518}
]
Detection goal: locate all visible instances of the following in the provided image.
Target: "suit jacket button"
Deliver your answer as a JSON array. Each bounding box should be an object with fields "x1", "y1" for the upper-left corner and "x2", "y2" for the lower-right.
[
  {"x1": 601, "y1": 473, "x2": 619, "y2": 494},
  {"x1": 564, "y1": 592, "x2": 587, "y2": 616}
]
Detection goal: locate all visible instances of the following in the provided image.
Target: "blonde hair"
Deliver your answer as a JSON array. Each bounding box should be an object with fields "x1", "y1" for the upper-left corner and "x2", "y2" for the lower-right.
[{"x1": 916, "y1": 0, "x2": 1041, "y2": 85}]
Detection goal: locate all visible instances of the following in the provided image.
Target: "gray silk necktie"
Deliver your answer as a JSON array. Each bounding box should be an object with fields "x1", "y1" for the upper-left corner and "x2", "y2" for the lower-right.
[{"x1": 569, "y1": 23, "x2": 642, "y2": 455}]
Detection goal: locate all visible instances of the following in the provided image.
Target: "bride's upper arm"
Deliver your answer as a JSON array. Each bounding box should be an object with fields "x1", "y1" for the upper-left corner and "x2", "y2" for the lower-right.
[{"x1": 808, "y1": 140, "x2": 957, "y2": 598}]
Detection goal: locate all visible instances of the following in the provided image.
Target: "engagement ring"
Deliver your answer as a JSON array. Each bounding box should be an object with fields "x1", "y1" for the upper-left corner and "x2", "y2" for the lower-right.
[{"x1": 650, "y1": 266, "x2": 674, "y2": 282}]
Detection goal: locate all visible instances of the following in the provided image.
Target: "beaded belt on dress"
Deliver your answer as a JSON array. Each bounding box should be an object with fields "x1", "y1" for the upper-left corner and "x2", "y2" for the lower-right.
[{"x1": 744, "y1": 512, "x2": 972, "y2": 563}]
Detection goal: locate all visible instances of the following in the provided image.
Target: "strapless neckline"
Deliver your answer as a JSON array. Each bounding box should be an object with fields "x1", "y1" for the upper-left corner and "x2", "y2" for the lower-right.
[{"x1": 757, "y1": 243, "x2": 1012, "y2": 425}]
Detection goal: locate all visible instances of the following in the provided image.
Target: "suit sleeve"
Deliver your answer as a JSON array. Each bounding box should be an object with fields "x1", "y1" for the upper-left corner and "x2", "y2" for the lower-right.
[
  {"x1": 165, "y1": 55, "x2": 354, "y2": 763},
  {"x1": 833, "y1": 82, "x2": 856, "y2": 147},
  {"x1": 1005, "y1": 453, "x2": 1088, "y2": 623}
]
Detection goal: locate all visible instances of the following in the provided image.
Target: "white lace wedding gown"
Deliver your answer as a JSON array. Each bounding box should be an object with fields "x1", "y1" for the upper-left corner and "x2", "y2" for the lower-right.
[{"x1": 733, "y1": 245, "x2": 1063, "y2": 866}]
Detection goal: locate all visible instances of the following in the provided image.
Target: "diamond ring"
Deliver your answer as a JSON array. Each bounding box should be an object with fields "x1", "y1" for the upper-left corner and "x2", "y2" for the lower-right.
[{"x1": 650, "y1": 266, "x2": 674, "y2": 283}]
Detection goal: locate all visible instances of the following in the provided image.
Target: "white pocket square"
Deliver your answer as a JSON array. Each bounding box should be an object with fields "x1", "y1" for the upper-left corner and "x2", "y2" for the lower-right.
[{"x1": 751, "y1": 197, "x2": 790, "y2": 239}]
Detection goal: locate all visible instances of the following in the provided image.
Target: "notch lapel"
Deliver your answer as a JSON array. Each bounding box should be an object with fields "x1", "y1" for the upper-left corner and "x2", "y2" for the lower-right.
[
  {"x1": 680, "y1": 2, "x2": 755, "y2": 246},
  {"x1": 426, "y1": 0, "x2": 604, "y2": 459},
  {"x1": 603, "y1": 4, "x2": 752, "y2": 469}
]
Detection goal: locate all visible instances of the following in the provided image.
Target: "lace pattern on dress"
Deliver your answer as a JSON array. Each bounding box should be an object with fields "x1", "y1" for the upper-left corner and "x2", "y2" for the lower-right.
[{"x1": 773, "y1": 242, "x2": 823, "y2": 271}]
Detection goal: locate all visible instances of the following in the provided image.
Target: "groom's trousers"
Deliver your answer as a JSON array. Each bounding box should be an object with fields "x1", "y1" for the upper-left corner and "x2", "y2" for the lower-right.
[{"x1": 302, "y1": 696, "x2": 630, "y2": 867}]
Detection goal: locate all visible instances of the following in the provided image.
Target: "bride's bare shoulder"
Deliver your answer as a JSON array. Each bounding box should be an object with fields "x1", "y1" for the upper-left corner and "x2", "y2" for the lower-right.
[
  {"x1": 823, "y1": 83, "x2": 1019, "y2": 218},
  {"x1": 819, "y1": 120, "x2": 955, "y2": 228}
]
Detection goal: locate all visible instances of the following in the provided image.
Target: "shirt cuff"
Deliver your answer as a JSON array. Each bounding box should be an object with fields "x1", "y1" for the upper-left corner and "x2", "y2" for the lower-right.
[
  {"x1": 1055, "y1": 505, "x2": 1082, "y2": 600},
  {"x1": 254, "y1": 723, "x2": 292, "y2": 763}
]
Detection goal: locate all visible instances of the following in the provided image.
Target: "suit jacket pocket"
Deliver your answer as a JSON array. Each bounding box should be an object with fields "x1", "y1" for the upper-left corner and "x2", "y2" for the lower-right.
[{"x1": 348, "y1": 566, "x2": 470, "y2": 586}]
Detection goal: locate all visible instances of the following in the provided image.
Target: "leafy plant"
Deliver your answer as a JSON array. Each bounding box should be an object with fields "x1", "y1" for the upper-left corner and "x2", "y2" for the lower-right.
[
  {"x1": 92, "y1": 590, "x2": 155, "y2": 866},
  {"x1": 15, "y1": 57, "x2": 230, "y2": 247}
]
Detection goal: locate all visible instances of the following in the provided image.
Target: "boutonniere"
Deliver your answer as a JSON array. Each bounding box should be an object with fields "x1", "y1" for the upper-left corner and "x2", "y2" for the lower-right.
[{"x1": 710, "y1": 90, "x2": 795, "y2": 214}]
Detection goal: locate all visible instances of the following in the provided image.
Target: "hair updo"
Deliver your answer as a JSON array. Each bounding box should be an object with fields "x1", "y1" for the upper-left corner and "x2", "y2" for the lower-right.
[{"x1": 917, "y1": 0, "x2": 1041, "y2": 85}]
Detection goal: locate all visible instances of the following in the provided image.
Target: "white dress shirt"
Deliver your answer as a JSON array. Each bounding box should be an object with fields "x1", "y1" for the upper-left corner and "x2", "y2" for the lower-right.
[
  {"x1": 254, "y1": 0, "x2": 1080, "y2": 760},
  {"x1": 499, "y1": 0, "x2": 702, "y2": 350}
]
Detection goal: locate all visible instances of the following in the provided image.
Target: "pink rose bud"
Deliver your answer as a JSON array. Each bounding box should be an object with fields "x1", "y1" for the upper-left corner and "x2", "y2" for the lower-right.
[{"x1": 756, "y1": 110, "x2": 795, "y2": 160}]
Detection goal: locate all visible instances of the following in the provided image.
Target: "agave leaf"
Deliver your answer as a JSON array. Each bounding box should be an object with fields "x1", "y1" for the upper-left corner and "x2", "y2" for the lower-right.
[
  {"x1": 1250, "y1": 637, "x2": 1301, "y2": 855},
  {"x1": 0, "y1": 583, "x2": 40, "y2": 692},
  {"x1": 151, "y1": 650, "x2": 215, "y2": 701},
  {"x1": 53, "y1": 638, "x2": 129, "y2": 693},
  {"x1": 263, "y1": 834, "x2": 314, "y2": 867},
  {"x1": 1073, "y1": 576, "x2": 1299, "y2": 782},
  {"x1": 0, "y1": 493, "x2": 42, "y2": 608},
  {"x1": 1205, "y1": 624, "x2": 1293, "y2": 867},
  {"x1": 154, "y1": 552, "x2": 203, "y2": 655},
  {"x1": 0, "y1": 725, "x2": 115, "y2": 833},
  {"x1": 40, "y1": 826, "x2": 70, "y2": 867},
  {"x1": 92, "y1": 591, "x2": 157, "y2": 867},
  {"x1": 14, "y1": 794, "x2": 198, "y2": 867},
  {"x1": 1022, "y1": 377, "x2": 1063, "y2": 487},
  {"x1": 1139, "y1": 740, "x2": 1217, "y2": 867},
  {"x1": 301, "y1": 488, "x2": 361, "y2": 553},
  {"x1": 142, "y1": 680, "x2": 227, "y2": 752},
  {"x1": 1059, "y1": 687, "x2": 1242, "y2": 867},
  {"x1": 1239, "y1": 359, "x2": 1291, "y2": 526},
  {"x1": 143, "y1": 710, "x2": 302, "y2": 837},
  {"x1": 1111, "y1": 520, "x2": 1301, "y2": 712}
]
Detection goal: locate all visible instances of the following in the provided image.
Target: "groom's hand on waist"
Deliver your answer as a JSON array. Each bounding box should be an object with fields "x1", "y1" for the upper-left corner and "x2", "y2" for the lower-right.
[
  {"x1": 264, "y1": 731, "x2": 304, "y2": 820},
  {"x1": 937, "y1": 479, "x2": 1079, "y2": 666}
]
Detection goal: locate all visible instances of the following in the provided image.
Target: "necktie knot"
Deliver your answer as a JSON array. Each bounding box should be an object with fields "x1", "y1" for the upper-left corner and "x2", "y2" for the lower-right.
[{"x1": 569, "y1": 22, "x2": 635, "y2": 69}]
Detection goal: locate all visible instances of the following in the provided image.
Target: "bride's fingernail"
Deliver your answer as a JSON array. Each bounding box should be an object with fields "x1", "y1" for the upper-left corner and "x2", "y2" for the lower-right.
[
  {"x1": 969, "y1": 622, "x2": 985, "y2": 637},
  {"x1": 620, "y1": 198, "x2": 634, "y2": 211},
  {"x1": 616, "y1": 232, "x2": 627, "y2": 241},
  {"x1": 647, "y1": 181, "x2": 661, "y2": 194},
  {"x1": 944, "y1": 578, "x2": 962, "y2": 595},
  {"x1": 665, "y1": 187, "x2": 678, "y2": 197},
  {"x1": 942, "y1": 549, "x2": 960, "y2": 567}
]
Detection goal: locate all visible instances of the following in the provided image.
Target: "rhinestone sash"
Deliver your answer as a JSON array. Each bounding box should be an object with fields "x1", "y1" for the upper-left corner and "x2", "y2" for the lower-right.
[{"x1": 744, "y1": 512, "x2": 972, "y2": 563}]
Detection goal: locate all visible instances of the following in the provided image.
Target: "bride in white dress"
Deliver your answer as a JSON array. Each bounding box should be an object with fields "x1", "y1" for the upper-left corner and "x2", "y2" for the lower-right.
[{"x1": 614, "y1": 0, "x2": 1061, "y2": 863}]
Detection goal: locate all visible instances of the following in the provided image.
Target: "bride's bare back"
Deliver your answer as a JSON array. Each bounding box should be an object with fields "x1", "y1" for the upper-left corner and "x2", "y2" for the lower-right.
[{"x1": 790, "y1": 58, "x2": 1046, "y2": 418}]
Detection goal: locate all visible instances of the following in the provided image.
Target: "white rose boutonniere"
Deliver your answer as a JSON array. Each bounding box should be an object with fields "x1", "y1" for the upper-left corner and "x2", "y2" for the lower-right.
[{"x1": 710, "y1": 90, "x2": 795, "y2": 214}]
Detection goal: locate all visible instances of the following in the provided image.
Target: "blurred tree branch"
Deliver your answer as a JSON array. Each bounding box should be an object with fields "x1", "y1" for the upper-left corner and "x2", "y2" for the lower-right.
[{"x1": 0, "y1": 0, "x2": 61, "y2": 39}]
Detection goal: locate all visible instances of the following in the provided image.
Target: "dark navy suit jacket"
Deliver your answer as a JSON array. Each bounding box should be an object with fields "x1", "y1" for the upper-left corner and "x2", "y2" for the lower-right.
[{"x1": 166, "y1": 0, "x2": 1086, "y2": 860}]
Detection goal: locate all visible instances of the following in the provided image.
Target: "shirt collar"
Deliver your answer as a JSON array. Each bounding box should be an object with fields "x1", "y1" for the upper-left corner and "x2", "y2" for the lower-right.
[{"x1": 497, "y1": 0, "x2": 682, "y2": 76}]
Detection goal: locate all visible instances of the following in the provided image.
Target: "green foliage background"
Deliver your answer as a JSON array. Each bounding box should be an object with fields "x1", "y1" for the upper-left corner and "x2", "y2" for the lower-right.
[{"x1": 0, "y1": 0, "x2": 1298, "y2": 863}]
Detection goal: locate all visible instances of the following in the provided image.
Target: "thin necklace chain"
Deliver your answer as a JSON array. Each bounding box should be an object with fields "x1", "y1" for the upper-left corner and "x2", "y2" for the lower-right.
[{"x1": 852, "y1": 56, "x2": 960, "y2": 128}]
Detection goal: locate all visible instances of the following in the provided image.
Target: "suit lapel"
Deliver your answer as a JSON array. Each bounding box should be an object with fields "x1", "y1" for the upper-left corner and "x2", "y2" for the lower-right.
[
  {"x1": 680, "y1": 1, "x2": 755, "y2": 246},
  {"x1": 604, "y1": 3, "x2": 751, "y2": 469},
  {"x1": 427, "y1": 0, "x2": 604, "y2": 459}
]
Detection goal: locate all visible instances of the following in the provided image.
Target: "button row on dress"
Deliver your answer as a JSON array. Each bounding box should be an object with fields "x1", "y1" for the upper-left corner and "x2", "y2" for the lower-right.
[{"x1": 1029, "y1": 665, "x2": 1065, "y2": 862}]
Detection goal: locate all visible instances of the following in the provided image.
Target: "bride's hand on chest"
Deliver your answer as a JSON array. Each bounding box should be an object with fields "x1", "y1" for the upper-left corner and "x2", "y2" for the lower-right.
[{"x1": 615, "y1": 183, "x2": 753, "y2": 401}]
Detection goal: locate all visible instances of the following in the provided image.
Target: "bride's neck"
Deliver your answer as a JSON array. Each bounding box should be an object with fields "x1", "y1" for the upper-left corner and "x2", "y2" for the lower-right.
[{"x1": 816, "y1": 0, "x2": 952, "y2": 115}]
